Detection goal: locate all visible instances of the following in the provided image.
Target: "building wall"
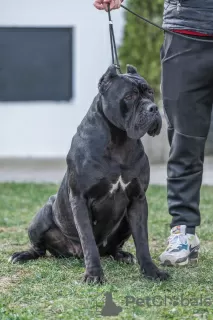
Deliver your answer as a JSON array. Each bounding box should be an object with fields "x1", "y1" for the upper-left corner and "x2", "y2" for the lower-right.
[{"x1": 0, "y1": 0, "x2": 124, "y2": 157}]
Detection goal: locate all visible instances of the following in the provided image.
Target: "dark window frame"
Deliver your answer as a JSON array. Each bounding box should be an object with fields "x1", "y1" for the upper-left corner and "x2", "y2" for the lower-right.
[{"x1": 0, "y1": 27, "x2": 73, "y2": 102}]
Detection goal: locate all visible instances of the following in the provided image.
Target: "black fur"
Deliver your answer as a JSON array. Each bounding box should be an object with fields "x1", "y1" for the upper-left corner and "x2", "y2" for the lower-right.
[{"x1": 9, "y1": 65, "x2": 168, "y2": 284}]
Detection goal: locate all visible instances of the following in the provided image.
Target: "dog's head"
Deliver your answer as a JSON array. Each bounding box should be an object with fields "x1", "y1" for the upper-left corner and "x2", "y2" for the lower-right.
[{"x1": 98, "y1": 64, "x2": 162, "y2": 139}]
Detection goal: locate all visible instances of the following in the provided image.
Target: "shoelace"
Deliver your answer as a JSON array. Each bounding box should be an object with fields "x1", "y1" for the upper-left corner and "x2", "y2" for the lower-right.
[{"x1": 167, "y1": 233, "x2": 187, "y2": 250}]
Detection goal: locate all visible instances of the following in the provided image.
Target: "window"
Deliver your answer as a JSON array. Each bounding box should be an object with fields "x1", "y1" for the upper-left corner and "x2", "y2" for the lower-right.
[{"x1": 0, "y1": 27, "x2": 73, "y2": 101}]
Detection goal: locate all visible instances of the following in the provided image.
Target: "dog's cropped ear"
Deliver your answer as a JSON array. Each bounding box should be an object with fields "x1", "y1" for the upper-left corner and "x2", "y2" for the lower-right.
[
  {"x1": 98, "y1": 65, "x2": 118, "y2": 94},
  {"x1": 126, "y1": 64, "x2": 137, "y2": 74}
]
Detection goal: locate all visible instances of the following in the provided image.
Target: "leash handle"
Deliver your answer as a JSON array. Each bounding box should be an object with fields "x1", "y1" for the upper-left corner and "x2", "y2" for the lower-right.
[{"x1": 107, "y1": 4, "x2": 121, "y2": 71}]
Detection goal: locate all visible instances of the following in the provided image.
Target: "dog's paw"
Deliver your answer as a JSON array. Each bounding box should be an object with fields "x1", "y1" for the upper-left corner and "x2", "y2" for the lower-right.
[
  {"x1": 143, "y1": 263, "x2": 169, "y2": 281},
  {"x1": 113, "y1": 250, "x2": 136, "y2": 264},
  {"x1": 8, "y1": 251, "x2": 34, "y2": 264},
  {"x1": 84, "y1": 274, "x2": 106, "y2": 285},
  {"x1": 83, "y1": 268, "x2": 105, "y2": 285}
]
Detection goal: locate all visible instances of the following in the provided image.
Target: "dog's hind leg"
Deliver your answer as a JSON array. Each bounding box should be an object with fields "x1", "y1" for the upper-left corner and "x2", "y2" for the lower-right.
[{"x1": 9, "y1": 195, "x2": 56, "y2": 264}]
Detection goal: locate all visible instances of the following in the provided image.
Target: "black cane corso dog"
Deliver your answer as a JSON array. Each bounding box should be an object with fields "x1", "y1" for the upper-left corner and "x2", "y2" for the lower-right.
[{"x1": 9, "y1": 65, "x2": 169, "y2": 283}]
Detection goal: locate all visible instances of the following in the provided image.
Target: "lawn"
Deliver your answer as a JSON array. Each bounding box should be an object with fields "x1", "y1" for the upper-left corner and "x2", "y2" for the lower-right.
[{"x1": 0, "y1": 183, "x2": 213, "y2": 320}]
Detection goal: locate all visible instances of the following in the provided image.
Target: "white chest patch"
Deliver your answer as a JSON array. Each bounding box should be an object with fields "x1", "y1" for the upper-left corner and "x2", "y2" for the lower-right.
[{"x1": 110, "y1": 175, "x2": 131, "y2": 194}]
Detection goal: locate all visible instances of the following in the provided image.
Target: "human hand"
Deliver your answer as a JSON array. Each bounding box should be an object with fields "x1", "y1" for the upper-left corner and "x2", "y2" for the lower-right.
[{"x1": 94, "y1": 0, "x2": 122, "y2": 11}]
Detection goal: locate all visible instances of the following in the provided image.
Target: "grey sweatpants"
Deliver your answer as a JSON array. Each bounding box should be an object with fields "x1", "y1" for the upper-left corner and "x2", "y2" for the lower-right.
[{"x1": 161, "y1": 33, "x2": 213, "y2": 229}]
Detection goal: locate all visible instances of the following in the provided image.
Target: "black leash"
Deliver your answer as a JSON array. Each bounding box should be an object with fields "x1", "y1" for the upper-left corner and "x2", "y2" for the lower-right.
[
  {"x1": 121, "y1": 4, "x2": 213, "y2": 43},
  {"x1": 107, "y1": 4, "x2": 121, "y2": 72},
  {"x1": 107, "y1": 3, "x2": 213, "y2": 72}
]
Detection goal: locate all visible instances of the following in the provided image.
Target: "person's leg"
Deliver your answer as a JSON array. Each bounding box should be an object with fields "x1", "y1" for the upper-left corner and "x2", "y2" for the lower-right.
[{"x1": 160, "y1": 33, "x2": 213, "y2": 265}]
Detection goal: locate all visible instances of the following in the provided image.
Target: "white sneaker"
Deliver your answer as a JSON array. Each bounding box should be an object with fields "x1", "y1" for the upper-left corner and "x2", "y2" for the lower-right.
[{"x1": 159, "y1": 225, "x2": 200, "y2": 266}]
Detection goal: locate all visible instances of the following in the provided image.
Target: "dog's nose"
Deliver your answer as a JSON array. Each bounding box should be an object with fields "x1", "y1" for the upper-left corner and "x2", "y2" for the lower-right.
[{"x1": 147, "y1": 104, "x2": 158, "y2": 113}]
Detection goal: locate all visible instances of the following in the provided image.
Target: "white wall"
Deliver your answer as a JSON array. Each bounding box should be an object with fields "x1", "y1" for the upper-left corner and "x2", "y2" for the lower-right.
[{"x1": 0, "y1": 0, "x2": 124, "y2": 157}]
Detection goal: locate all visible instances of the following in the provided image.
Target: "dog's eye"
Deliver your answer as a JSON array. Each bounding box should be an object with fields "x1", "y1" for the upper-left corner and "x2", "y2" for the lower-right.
[
  {"x1": 147, "y1": 88, "x2": 154, "y2": 95},
  {"x1": 125, "y1": 92, "x2": 138, "y2": 101},
  {"x1": 125, "y1": 94, "x2": 134, "y2": 100}
]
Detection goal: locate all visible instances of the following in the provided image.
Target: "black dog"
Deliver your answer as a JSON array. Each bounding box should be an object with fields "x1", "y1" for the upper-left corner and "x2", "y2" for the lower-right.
[{"x1": 9, "y1": 65, "x2": 169, "y2": 284}]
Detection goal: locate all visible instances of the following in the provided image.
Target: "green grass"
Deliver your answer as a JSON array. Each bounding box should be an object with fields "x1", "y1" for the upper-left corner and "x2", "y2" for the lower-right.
[{"x1": 1, "y1": 183, "x2": 213, "y2": 320}]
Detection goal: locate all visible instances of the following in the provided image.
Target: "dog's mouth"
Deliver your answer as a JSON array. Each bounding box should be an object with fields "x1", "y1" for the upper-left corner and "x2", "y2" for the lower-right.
[
  {"x1": 147, "y1": 113, "x2": 162, "y2": 137},
  {"x1": 125, "y1": 105, "x2": 162, "y2": 139}
]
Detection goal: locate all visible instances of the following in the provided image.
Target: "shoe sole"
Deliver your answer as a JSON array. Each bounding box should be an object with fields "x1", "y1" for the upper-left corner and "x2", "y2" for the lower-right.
[{"x1": 161, "y1": 248, "x2": 199, "y2": 267}]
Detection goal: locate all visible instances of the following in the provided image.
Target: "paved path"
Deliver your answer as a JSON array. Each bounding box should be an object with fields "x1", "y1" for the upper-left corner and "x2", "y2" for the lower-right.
[
  {"x1": 150, "y1": 156, "x2": 213, "y2": 186},
  {"x1": 1, "y1": 157, "x2": 213, "y2": 185}
]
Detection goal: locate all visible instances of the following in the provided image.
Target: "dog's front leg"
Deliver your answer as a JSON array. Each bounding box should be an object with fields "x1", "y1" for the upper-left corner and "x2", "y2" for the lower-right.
[
  {"x1": 127, "y1": 195, "x2": 169, "y2": 281},
  {"x1": 70, "y1": 195, "x2": 104, "y2": 284}
]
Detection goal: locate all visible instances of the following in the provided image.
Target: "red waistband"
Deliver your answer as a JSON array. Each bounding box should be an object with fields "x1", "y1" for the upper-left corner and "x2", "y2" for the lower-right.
[{"x1": 172, "y1": 29, "x2": 213, "y2": 37}]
